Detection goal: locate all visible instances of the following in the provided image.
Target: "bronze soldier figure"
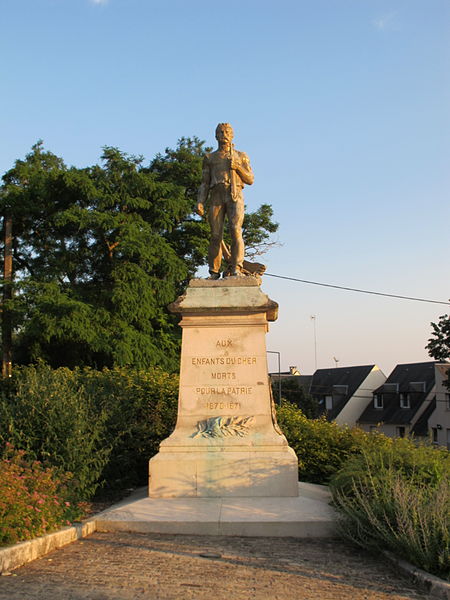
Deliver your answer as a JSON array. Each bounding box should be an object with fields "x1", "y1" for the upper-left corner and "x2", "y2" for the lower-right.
[{"x1": 197, "y1": 123, "x2": 254, "y2": 278}]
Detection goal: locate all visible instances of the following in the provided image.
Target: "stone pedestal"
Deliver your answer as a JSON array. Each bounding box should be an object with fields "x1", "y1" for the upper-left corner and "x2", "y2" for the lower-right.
[{"x1": 148, "y1": 278, "x2": 299, "y2": 498}]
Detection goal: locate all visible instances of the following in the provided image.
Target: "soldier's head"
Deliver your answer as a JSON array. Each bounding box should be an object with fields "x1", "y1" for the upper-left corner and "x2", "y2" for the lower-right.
[{"x1": 215, "y1": 123, "x2": 234, "y2": 145}]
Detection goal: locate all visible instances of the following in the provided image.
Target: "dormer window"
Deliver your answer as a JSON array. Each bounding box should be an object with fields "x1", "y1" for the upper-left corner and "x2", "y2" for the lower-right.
[
  {"x1": 374, "y1": 394, "x2": 383, "y2": 409},
  {"x1": 383, "y1": 383, "x2": 399, "y2": 393},
  {"x1": 409, "y1": 381, "x2": 426, "y2": 393},
  {"x1": 332, "y1": 385, "x2": 348, "y2": 396},
  {"x1": 400, "y1": 393, "x2": 410, "y2": 408}
]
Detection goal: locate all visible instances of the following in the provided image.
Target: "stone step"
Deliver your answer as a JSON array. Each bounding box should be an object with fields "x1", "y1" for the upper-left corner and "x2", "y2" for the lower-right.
[{"x1": 93, "y1": 482, "x2": 337, "y2": 538}]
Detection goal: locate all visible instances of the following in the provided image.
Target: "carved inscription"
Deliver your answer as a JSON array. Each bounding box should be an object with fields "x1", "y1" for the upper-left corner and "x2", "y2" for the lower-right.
[
  {"x1": 205, "y1": 402, "x2": 241, "y2": 410},
  {"x1": 191, "y1": 357, "x2": 256, "y2": 365},
  {"x1": 216, "y1": 339, "x2": 232, "y2": 348},
  {"x1": 191, "y1": 338, "x2": 259, "y2": 410},
  {"x1": 211, "y1": 372, "x2": 236, "y2": 380},
  {"x1": 196, "y1": 387, "x2": 252, "y2": 395}
]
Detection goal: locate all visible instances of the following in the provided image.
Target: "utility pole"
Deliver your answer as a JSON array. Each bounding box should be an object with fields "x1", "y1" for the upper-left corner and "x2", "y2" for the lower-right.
[
  {"x1": 2, "y1": 213, "x2": 13, "y2": 377},
  {"x1": 267, "y1": 350, "x2": 282, "y2": 405}
]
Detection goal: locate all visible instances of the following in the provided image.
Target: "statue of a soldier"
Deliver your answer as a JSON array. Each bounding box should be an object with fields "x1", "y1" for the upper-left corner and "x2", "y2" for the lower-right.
[{"x1": 196, "y1": 123, "x2": 254, "y2": 279}]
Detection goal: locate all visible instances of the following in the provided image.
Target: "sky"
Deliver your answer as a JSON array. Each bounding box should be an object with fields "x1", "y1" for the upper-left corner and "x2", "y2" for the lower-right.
[{"x1": 1, "y1": 0, "x2": 449, "y2": 377}]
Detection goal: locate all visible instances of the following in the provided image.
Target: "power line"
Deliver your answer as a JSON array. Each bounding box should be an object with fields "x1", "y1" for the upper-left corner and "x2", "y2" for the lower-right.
[
  {"x1": 270, "y1": 385, "x2": 450, "y2": 402},
  {"x1": 265, "y1": 273, "x2": 450, "y2": 306}
]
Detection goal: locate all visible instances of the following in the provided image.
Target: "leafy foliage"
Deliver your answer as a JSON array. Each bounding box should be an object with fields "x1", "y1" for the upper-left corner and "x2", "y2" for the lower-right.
[
  {"x1": 0, "y1": 444, "x2": 84, "y2": 546},
  {"x1": 427, "y1": 314, "x2": 450, "y2": 362},
  {"x1": 330, "y1": 439, "x2": 450, "y2": 580},
  {"x1": 0, "y1": 363, "x2": 178, "y2": 498},
  {"x1": 1, "y1": 139, "x2": 278, "y2": 370},
  {"x1": 272, "y1": 378, "x2": 320, "y2": 418},
  {"x1": 148, "y1": 137, "x2": 210, "y2": 274},
  {"x1": 77, "y1": 366, "x2": 178, "y2": 491},
  {"x1": 1, "y1": 142, "x2": 189, "y2": 370},
  {"x1": 0, "y1": 363, "x2": 110, "y2": 499},
  {"x1": 242, "y1": 203, "x2": 279, "y2": 258},
  {"x1": 427, "y1": 314, "x2": 450, "y2": 389},
  {"x1": 276, "y1": 401, "x2": 371, "y2": 483}
]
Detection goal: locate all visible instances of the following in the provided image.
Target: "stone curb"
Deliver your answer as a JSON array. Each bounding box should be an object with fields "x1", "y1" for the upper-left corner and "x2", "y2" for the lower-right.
[
  {"x1": 384, "y1": 551, "x2": 450, "y2": 600},
  {"x1": 0, "y1": 520, "x2": 97, "y2": 574}
]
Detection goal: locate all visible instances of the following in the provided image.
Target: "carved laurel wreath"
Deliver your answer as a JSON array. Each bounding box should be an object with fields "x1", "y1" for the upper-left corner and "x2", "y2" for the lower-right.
[{"x1": 192, "y1": 415, "x2": 254, "y2": 439}]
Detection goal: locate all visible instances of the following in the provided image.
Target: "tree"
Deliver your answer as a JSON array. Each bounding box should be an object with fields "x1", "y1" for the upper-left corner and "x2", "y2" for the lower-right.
[
  {"x1": 427, "y1": 314, "x2": 450, "y2": 362},
  {"x1": 1, "y1": 139, "x2": 279, "y2": 371},
  {"x1": 1, "y1": 143, "x2": 191, "y2": 370},
  {"x1": 426, "y1": 314, "x2": 450, "y2": 389},
  {"x1": 271, "y1": 377, "x2": 320, "y2": 419},
  {"x1": 148, "y1": 137, "x2": 210, "y2": 275}
]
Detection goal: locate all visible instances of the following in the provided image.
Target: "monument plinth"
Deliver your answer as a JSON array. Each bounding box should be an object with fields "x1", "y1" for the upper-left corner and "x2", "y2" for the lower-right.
[{"x1": 148, "y1": 278, "x2": 299, "y2": 498}]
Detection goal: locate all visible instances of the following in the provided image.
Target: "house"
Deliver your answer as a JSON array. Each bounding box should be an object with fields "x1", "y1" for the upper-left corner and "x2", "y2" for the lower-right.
[
  {"x1": 269, "y1": 366, "x2": 313, "y2": 406},
  {"x1": 269, "y1": 365, "x2": 302, "y2": 380},
  {"x1": 357, "y1": 361, "x2": 445, "y2": 440},
  {"x1": 309, "y1": 365, "x2": 386, "y2": 427},
  {"x1": 269, "y1": 366, "x2": 312, "y2": 397},
  {"x1": 427, "y1": 363, "x2": 450, "y2": 449}
]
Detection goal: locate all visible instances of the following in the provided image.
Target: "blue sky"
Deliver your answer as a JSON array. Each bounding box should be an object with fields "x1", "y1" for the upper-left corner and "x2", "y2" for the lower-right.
[{"x1": 2, "y1": 0, "x2": 449, "y2": 376}]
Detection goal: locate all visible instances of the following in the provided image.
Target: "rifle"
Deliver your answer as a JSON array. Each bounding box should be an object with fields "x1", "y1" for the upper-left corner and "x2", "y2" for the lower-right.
[{"x1": 229, "y1": 142, "x2": 238, "y2": 201}]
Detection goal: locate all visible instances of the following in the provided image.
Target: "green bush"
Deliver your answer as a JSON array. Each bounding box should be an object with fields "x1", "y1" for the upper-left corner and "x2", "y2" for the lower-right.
[
  {"x1": 78, "y1": 366, "x2": 178, "y2": 492},
  {"x1": 0, "y1": 363, "x2": 110, "y2": 499},
  {"x1": 0, "y1": 363, "x2": 178, "y2": 499},
  {"x1": 331, "y1": 435, "x2": 449, "y2": 494},
  {"x1": 330, "y1": 439, "x2": 450, "y2": 580},
  {"x1": 276, "y1": 401, "x2": 373, "y2": 483},
  {"x1": 272, "y1": 378, "x2": 320, "y2": 418},
  {"x1": 0, "y1": 445, "x2": 84, "y2": 546}
]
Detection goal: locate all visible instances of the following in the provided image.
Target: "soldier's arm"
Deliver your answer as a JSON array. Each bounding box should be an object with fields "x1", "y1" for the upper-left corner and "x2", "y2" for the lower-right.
[
  {"x1": 196, "y1": 155, "x2": 211, "y2": 216},
  {"x1": 231, "y1": 152, "x2": 254, "y2": 186}
]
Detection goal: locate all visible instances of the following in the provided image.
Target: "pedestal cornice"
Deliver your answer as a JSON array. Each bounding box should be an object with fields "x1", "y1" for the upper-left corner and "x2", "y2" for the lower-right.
[{"x1": 168, "y1": 278, "x2": 278, "y2": 322}]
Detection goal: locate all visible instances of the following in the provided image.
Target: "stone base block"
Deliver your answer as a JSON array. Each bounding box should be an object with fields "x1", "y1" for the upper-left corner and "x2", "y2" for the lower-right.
[
  {"x1": 149, "y1": 448, "x2": 299, "y2": 498},
  {"x1": 95, "y1": 483, "x2": 337, "y2": 538}
]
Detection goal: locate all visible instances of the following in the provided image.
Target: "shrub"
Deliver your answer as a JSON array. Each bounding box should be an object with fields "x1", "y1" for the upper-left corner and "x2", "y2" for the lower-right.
[
  {"x1": 0, "y1": 363, "x2": 110, "y2": 499},
  {"x1": 0, "y1": 364, "x2": 179, "y2": 499},
  {"x1": 79, "y1": 366, "x2": 178, "y2": 492},
  {"x1": 272, "y1": 378, "x2": 320, "y2": 418},
  {"x1": 0, "y1": 445, "x2": 84, "y2": 546},
  {"x1": 276, "y1": 401, "x2": 373, "y2": 483},
  {"x1": 330, "y1": 439, "x2": 450, "y2": 580},
  {"x1": 331, "y1": 435, "x2": 449, "y2": 494}
]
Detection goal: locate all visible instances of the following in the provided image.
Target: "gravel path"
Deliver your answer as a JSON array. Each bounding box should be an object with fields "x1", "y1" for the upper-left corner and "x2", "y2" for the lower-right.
[{"x1": 0, "y1": 532, "x2": 430, "y2": 600}]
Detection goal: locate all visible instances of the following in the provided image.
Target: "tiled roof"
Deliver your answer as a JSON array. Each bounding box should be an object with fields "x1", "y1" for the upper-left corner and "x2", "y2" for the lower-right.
[
  {"x1": 373, "y1": 362, "x2": 436, "y2": 394},
  {"x1": 358, "y1": 362, "x2": 436, "y2": 425},
  {"x1": 310, "y1": 365, "x2": 375, "y2": 420}
]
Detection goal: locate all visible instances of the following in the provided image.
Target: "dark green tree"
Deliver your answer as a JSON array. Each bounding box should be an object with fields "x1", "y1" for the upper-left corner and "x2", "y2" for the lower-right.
[
  {"x1": 427, "y1": 314, "x2": 450, "y2": 362},
  {"x1": 2, "y1": 142, "x2": 191, "y2": 370},
  {"x1": 426, "y1": 314, "x2": 450, "y2": 389},
  {"x1": 271, "y1": 377, "x2": 320, "y2": 419},
  {"x1": 1, "y1": 138, "x2": 279, "y2": 371},
  {"x1": 148, "y1": 137, "x2": 210, "y2": 274}
]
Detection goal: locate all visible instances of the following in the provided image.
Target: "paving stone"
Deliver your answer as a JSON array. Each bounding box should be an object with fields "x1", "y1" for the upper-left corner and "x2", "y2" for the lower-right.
[{"x1": 0, "y1": 532, "x2": 430, "y2": 600}]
